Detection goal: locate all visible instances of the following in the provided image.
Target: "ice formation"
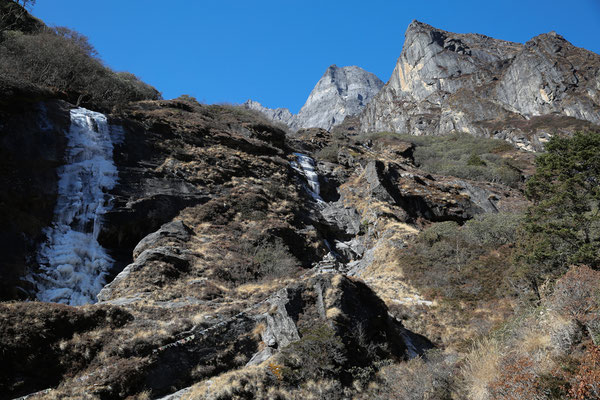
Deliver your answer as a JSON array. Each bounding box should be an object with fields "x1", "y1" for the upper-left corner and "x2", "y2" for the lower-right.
[
  {"x1": 291, "y1": 153, "x2": 322, "y2": 201},
  {"x1": 32, "y1": 108, "x2": 119, "y2": 305}
]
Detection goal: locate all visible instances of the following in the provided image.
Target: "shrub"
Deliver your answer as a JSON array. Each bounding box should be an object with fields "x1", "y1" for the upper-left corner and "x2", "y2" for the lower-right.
[
  {"x1": 360, "y1": 351, "x2": 456, "y2": 400},
  {"x1": 551, "y1": 265, "x2": 600, "y2": 342},
  {"x1": 400, "y1": 212, "x2": 522, "y2": 302},
  {"x1": 0, "y1": 26, "x2": 159, "y2": 110},
  {"x1": 360, "y1": 132, "x2": 523, "y2": 187},
  {"x1": 215, "y1": 236, "x2": 299, "y2": 284},
  {"x1": 488, "y1": 354, "x2": 545, "y2": 400},
  {"x1": 568, "y1": 345, "x2": 600, "y2": 400},
  {"x1": 278, "y1": 324, "x2": 346, "y2": 383},
  {"x1": 314, "y1": 144, "x2": 340, "y2": 163}
]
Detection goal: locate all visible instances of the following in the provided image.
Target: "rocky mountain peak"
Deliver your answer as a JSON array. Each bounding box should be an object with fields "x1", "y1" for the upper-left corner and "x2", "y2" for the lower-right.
[
  {"x1": 244, "y1": 64, "x2": 384, "y2": 132},
  {"x1": 359, "y1": 20, "x2": 600, "y2": 151},
  {"x1": 289, "y1": 65, "x2": 384, "y2": 131}
]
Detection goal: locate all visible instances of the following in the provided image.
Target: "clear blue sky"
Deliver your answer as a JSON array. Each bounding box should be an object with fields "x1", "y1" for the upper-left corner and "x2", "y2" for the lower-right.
[{"x1": 32, "y1": 0, "x2": 600, "y2": 113}]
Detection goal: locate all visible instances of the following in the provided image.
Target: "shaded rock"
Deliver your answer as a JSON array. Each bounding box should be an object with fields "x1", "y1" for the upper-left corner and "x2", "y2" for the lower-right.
[{"x1": 0, "y1": 100, "x2": 70, "y2": 300}]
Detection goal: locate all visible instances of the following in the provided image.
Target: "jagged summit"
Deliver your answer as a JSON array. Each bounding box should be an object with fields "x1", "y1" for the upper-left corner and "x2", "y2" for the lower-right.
[
  {"x1": 290, "y1": 65, "x2": 384, "y2": 131},
  {"x1": 244, "y1": 64, "x2": 384, "y2": 131},
  {"x1": 358, "y1": 20, "x2": 600, "y2": 151}
]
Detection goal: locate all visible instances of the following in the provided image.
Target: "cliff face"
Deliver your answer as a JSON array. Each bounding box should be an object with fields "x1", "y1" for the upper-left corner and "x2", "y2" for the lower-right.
[
  {"x1": 359, "y1": 21, "x2": 600, "y2": 150},
  {"x1": 244, "y1": 65, "x2": 384, "y2": 131}
]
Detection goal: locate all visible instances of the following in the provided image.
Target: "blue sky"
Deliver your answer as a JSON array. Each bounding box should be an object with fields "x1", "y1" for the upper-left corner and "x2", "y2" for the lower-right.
[{"x1": 32, "y1": 0, "x2": 600, "y2": 113}]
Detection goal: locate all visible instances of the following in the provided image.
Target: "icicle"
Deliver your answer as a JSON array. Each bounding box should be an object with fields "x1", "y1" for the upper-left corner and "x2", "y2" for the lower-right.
[{"x1": 32, "y1": 108, "x2": 119, "y2": 305}]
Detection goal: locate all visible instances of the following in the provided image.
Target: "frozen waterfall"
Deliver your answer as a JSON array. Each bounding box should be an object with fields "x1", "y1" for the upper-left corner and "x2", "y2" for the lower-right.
[
  {"x1": 291, "y1": 153, "x2": 323, "y2": 202},
  {"x1": 31, "y1": 107, "x2": 119, "y2": 305}
]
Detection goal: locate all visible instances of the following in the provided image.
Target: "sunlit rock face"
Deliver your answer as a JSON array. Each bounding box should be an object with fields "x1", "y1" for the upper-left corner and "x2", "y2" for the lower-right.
[
  {"x1": 244, "y1": 65, "x2": 384, "y2": 131},
  {"x1": 359, "y1": 20, "x2": 600, "y2": 150},
  {"x1": 289, "y1": 65, "x2": 384, "y2": 131}
]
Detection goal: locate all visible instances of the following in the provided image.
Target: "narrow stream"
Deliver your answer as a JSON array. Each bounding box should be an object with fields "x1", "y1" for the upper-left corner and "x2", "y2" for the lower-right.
[{"x1": 30, "y1": 107, "x2": 118, "y2": 305}]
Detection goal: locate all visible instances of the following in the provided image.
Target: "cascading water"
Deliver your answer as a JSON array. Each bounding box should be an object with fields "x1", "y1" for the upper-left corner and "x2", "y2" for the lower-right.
[
  {"x1": 30, "y1": 107, "x2": 119, "y2": 305},
  {"x1": 291, "y1": 153, "x2": 323, "y2": 202}
]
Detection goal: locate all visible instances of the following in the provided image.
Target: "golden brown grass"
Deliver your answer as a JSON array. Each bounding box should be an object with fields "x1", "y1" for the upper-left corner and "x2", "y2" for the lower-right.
[{"x1": 461, "y1": 338, "x2": 502, "y2": 400}]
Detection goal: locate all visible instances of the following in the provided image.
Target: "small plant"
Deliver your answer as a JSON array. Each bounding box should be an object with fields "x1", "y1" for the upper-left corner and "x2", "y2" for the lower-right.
[{"x1": 267, "y1": 362, "x2": 284, "y2": 381}]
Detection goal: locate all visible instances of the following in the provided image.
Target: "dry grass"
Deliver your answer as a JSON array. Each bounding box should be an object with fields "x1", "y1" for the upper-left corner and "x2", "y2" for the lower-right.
[
  {"x1": 461, "y1": 338, "x2": 502, "y2": 400},
  {"x1": 182, "y1": 365, "x2": 270, "y2": 400}
]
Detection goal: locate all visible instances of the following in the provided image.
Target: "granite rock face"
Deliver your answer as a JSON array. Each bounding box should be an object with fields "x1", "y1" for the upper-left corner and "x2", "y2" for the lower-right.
[
  {"x1": 290, "y1": 65, "x2": 385, "y2": 131},
  {"x1": 244, "y1": 65, "x2": 384, "y2": 132},
  {"x1": 359, "y1": 21, "x2": 600, "y2": 150}
]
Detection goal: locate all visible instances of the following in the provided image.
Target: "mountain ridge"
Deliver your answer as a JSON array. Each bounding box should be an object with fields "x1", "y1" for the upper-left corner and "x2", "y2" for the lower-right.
[{"x1": 357, "y1": 20, "x2": 600, "y2": 150}]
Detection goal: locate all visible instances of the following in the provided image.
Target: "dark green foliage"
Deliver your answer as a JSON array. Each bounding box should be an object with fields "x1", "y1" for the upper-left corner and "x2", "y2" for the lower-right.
[
  {"x1": 515, "y1": 132, "x2": 600, "y2": 287},
  {"x1": 401, "y1": 212, "x2": 522, "y2": 302},
  {"x1": 279, "y1": 324, "x2": 347, "y2": 383},
  {"x1": 467, "y1": 153, "x2": 487, "y2": 167}
]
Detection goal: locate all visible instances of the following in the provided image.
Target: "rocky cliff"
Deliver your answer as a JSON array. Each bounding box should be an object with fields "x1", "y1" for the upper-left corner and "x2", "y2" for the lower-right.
[
  {"x1": 359, "y1": 21, "x2": 600, "y2": 150},
  {"x1": 244, "y1": 65, "x2": 384, "y2": 131},
  {"x1": 3, "y1": 7, "x2": 598, "y2": 400}
]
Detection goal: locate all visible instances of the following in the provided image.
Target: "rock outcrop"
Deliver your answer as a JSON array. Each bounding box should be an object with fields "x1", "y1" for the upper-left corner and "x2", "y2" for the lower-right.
[
  {"x1": 242, "y1": 99, "x2": 294, "y2": 126},
  {"x1": 359, "y1": 20, "x2": 600, "y2": 150},
  {"x1": 244, "y1": 65, "x2": 384, "y2": 132}
]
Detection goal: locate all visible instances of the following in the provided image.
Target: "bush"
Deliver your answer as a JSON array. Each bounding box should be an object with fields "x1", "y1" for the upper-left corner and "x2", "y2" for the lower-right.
[
  {"x1": 314, "y1": 144, "x2": 340, "y2": 163},
  {"x1": 215, "y1": 236, "x2": 299, "y2": 284},
  {"x1": 551, "y1": 266, "x2": 600, "y2": 342},
  {"x1": 0, "y1": 26, "x2": 159, "y2": 110},
  {"x1": 400, "y1": 212, "x2": 523, "y2": 302},
  {"x1": 278, "y1": 324, "x2": 346, "y2": 383},
  {"x1": 360, "y1": 132, "x2": 523, "y2": 187},
  {"x1": 359, "y1": 351, "x2": 456, "y2": 400}
]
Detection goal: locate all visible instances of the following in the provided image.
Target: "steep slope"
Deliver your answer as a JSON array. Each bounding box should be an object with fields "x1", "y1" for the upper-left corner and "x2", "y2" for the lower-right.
[
  {"x1": 244, "y1": 64, "x2": 384, "y2": 131},
  {"x1": 359, "y1": 20, "x2": 600, "y2": 150}
]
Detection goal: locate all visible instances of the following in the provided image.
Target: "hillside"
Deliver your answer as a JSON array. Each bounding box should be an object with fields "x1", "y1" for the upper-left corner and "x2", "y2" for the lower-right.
[{"x1": 1, "y1": 4, "x2": 599, "y2": 400}]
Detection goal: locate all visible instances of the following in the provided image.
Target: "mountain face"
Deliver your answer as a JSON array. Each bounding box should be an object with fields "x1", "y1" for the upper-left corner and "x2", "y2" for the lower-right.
[
  {"x1": 290, "y1": 65, "x2": 385, "y2": 131},
  {"x1": 359, "y1": 21, "x2": 600, "y2": 150},
  {"x1": 2, "y1": 6, "x2": 600, "y2": 399},
  {"x1": 244, "y1": 65, "x2": 384, "y2": 131}
]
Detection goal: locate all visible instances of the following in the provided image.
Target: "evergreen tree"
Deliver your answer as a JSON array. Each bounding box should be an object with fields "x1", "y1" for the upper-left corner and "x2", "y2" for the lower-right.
[{"x1": 516, "y1": 132, "x2": 600, "y2": 293}]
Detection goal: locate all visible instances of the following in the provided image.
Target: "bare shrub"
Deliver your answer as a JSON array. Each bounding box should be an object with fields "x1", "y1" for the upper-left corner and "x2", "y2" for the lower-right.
[
  {"x1": 551, "y1": 265, "x2": 600, "y2": 343},
  {"x1": 0, "y1": 27, "x2": 159, "y2": 110},
  {"x1": 568, "y1": 345, "x2": 600, "y2": 400},
  {"x1": 359, "y1": 350, "x2": 456, "y2": 400}
]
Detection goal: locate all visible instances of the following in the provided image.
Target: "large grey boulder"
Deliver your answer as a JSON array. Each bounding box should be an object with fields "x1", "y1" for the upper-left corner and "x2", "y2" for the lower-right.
[{"x1": 359, "y1": 20, "x2": 600, "y2": 150}]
